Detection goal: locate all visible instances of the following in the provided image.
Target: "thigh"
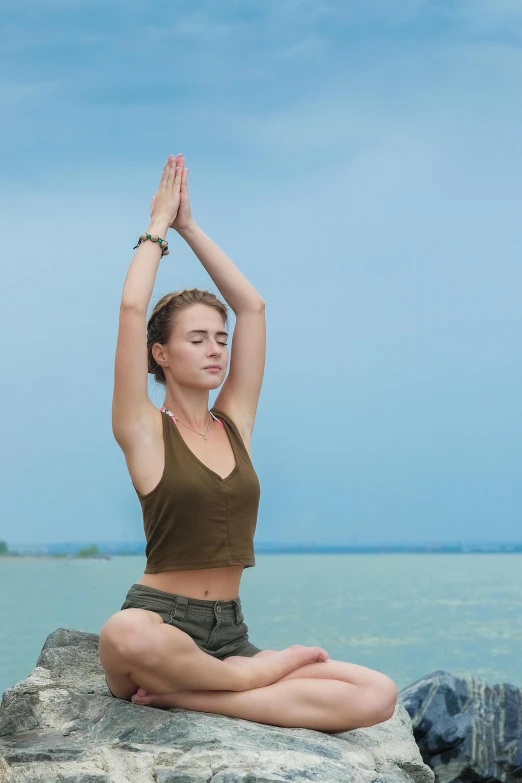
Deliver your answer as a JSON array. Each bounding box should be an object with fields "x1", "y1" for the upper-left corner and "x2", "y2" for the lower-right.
[
  {"x1": 222, "y1": 647, "x2": 276, "y2": 668},
  {"x1": 229, "y1": 640, "x2": 264, "y2": 658},
  {"x1": 99, "y1": 607, "x2": 164, "y2": 651},
  {"x1": 252, "y1": 649, "x2": 278, "y2": 658},
  {"x1": 99, "y1": 609, "x2": 164, "y2": 700},
  {"x1": 99, "y1": 608, "x2": 166, "y2": 673},
  {"x1": 119, "y1": 591, "x2": 216, "y2": 651}
]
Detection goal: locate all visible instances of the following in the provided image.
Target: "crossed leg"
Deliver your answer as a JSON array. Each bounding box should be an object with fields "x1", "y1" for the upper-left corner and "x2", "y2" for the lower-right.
[{"x1": 131, "y1": 650, "x2": 398, "y2": 732}]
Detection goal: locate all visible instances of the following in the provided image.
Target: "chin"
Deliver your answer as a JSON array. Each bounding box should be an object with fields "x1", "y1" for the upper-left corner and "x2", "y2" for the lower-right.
[{"x1": 194, "y1": 376, "x2": 223, "y2": 390}]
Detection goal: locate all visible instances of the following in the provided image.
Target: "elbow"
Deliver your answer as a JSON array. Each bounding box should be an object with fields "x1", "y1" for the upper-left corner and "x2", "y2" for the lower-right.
[
  {"x1": 119, "y1": 300, "x2": 148, "y2": 315},
  {"x1": 233, "y1": 299, "x2": 265, "y2": 315}
]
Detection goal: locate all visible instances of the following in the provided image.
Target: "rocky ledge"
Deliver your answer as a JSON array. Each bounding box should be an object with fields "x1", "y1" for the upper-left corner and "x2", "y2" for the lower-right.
[
  {"x1": 399, "y1": 669, "x2": 522, "y2": 783},
  {"x1": 0, "y1": 628, "x2": 432, "y2": 783}
]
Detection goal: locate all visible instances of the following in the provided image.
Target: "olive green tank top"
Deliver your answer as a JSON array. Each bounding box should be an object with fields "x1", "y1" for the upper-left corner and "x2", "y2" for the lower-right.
[{"x1": 132, "y1": 406, "x2": 261, "y2": 573}]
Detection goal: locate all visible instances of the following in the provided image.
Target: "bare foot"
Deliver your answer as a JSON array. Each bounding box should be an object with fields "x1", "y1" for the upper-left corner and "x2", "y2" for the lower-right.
[
  {"x1": 245, "y1": 644, "x2": 328, "y2": 690},
  {"x1": 130, "y1": 645, "x2": 328, "y2": 706},
  {"x1": 131, "y1": 686, "x2": 178, "y2": 708},
  {"x1": 224, "y1": 644, "x2": 327, "y2": 670},
  {"x1": 288, "y1": 644, "x2": 329, "y2": 661}
]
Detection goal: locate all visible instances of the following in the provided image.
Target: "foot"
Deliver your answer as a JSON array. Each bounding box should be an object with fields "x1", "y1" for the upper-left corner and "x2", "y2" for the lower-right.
[
  {"x1": 131, "y1": 686, "x2": 179, "y2": 708},
  {"x1": 225, "y1": 644, "x2": 328, "y2": 670},
  {"x1": 130, "y1": 645, "x2": 328, "y2": 706},
  {"x1": 245, "y1": 644, "x2": 328, "y2": 690},
  {"x1": 288, "y1": 644, "x2": 329, "y2": 661}
]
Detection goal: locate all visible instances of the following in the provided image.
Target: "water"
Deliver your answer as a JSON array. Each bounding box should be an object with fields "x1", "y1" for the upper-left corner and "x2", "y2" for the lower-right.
[{"x1": 1, "y1": 553, "x2": 521, "y2": 696}]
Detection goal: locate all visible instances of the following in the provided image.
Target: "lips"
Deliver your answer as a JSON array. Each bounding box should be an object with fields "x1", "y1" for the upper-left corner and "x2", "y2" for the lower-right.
[{"x1": 204, "y1": 366, "x2": 221, "y2": 370}]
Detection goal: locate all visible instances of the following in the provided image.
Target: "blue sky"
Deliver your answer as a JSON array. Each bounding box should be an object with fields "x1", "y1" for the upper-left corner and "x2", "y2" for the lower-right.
[{"x1": 1, "y1": 0, "x2": 520, "y2": 546}]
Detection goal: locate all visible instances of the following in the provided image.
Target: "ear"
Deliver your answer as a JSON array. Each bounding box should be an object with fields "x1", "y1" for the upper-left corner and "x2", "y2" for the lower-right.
[{"x1": 151, "y1": 342, "x2": 167, "y2": 369}]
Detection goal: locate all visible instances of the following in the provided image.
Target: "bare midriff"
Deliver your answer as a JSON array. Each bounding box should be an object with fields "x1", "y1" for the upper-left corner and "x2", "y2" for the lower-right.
[{"x1": 136, "y1": 564, "x2": 245, "y2": 600}]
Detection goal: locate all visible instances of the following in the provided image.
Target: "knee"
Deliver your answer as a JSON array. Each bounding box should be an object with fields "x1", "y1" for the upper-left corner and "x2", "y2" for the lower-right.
[
  {"x1": 99, "y1": 609, "x2": 161, "y2": 664},
  {"x1": 361, "y1": 676, "x2": 399, "y2": 727},
  {"x1": 379, "y1": 676, "x2": 399, "y2": 721}
]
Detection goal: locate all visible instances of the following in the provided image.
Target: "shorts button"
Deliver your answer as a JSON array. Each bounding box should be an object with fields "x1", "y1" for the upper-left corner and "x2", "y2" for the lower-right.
[{"x1": 216, "y1": 605, "x2": 222, "y2": 613}]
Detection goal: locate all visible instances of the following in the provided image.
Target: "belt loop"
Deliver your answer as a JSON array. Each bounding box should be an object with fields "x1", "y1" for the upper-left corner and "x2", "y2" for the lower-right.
[
  {"x1": 232, "y1": 598, "x2": 244, "y2": 625},
  {"x1": 172, "y1": 595, "x2": 188, "y2": 621}
]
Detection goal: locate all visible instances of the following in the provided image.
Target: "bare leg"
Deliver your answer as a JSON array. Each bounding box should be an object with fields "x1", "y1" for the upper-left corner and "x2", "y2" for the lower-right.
[
  {"x1": 128, "y1": 677, "x2": 392, "y2": 732},
  {"x1": 102, "y1": 612, "x2": 329, "y2": 699},
  {"x1": 129, "y1": 642, "x2": 328, "y2": 695},
  {"x1": 130, "y1": 653, "x2": 398, "y2": 731}
]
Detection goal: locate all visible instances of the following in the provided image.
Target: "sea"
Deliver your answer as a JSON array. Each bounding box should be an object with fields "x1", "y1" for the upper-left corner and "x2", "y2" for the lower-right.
[{"x1": 1, "y1": 553, "x2": 521, "y2": 697}]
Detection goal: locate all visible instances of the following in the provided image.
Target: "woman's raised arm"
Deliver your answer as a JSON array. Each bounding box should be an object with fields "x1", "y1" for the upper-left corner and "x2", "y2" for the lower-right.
[
  {"x1": 159, "y1": 163, "x2": 266, "y2": 436},
  {"x1": 112, "y1": 155, "x2": 183, "y2": 447}
]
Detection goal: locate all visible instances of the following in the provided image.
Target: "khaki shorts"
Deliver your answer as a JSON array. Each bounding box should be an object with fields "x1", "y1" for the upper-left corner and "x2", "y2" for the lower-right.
[{"x1": 106, "y1": 583, "x2": 262, "y2": 697}]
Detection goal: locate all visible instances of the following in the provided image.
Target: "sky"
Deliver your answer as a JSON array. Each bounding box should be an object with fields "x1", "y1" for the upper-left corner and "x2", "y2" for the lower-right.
[{"x1": 1, "y1": 0, "x2": 521, "y2": 546}]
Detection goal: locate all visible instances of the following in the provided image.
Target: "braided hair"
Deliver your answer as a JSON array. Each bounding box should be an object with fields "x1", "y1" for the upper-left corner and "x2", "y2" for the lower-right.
[{"x1": 147, "y1": 288, "x2": 229, "y2": 385}]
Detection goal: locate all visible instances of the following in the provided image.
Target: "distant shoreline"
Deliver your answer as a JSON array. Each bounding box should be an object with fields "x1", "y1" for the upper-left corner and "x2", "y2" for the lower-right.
[{"x1": 2, "y1": 544, "x2": 522, "y2": 559}]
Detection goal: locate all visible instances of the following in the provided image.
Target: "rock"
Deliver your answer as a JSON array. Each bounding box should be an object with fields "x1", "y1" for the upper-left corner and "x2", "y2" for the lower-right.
[
  {"x1": 399, "y1": 669, "x2": 522, "y2": 783},
  {"x1": 0, "y1": 628, "x2": 433, "y2": 783}
]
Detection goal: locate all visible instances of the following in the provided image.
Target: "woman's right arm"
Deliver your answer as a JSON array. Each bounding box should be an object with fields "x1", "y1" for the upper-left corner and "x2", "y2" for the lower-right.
[
  {"x1": 112, "y1": 155, "x2": 183, "y2": 448},
  {"x1": 112, "y1": 217, "x2": 169, "y2": 448}
]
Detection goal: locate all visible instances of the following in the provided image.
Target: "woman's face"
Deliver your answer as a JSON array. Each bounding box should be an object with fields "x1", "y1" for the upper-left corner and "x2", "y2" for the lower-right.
[{"x1": 160, "y1": 303, "x2": 229, "y2": 388}]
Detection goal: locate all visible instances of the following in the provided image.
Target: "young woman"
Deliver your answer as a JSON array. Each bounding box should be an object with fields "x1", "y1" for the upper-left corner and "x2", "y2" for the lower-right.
[{"x1": 98, "y1": 154, "x2": 398, "y2": 732}]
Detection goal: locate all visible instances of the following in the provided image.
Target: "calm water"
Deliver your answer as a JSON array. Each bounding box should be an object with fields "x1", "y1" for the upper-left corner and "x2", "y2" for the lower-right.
[{"x1": 1, "y1": 553, "x2": 521, "y2": 696}]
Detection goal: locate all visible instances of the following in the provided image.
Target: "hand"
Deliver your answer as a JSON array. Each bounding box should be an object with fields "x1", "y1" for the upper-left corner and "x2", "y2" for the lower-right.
[
  {"x1": 150, "y1": 154, "x2": 195, "y2": 233},
  {"x1": 150, "y1": 154, "x2": 183, "y2": 228}
]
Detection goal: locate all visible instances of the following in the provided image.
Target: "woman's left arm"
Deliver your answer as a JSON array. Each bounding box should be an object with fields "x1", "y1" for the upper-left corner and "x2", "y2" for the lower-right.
[
  {"x1": 152, "y1": 159, "x2": 265, "y2": 313},
  {"x1": 155, "y1": 158, "x2": 266, "y2": 434},
  {"x1": 178, "y1": 222, "x2": 265, "y2": 313}
]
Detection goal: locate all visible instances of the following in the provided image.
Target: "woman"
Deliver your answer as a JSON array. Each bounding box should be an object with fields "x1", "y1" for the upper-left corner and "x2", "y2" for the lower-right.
[{"x1": 98, "y1": 154, "x2": 398, "y2": 732}]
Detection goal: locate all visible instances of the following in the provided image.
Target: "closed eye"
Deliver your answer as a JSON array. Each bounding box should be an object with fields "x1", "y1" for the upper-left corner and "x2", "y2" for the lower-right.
[{"x1": 191, "y1": 340, "x2": 228, "y2": 345}]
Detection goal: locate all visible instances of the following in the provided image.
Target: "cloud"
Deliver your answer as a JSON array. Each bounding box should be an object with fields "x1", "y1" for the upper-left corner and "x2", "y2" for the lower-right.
[{"x1": 1, "y1": 0, "x2": 521, "y2": 544}]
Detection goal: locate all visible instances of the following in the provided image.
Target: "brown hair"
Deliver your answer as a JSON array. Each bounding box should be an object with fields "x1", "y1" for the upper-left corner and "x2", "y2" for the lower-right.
[{"x1": 147, "y1": 288, "x2": 229, "y2": 385}]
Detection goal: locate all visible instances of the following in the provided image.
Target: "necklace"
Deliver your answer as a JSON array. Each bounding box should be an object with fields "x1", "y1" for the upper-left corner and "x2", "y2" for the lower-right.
[{"x1": 162, "y1": 406, "x2": 218, "y2": 443}]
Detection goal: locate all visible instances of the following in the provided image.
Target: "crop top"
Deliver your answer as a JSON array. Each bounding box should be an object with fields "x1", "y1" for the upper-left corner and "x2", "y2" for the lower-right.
[{"x1": 132, "y1": 406, "x2": 261, "y2": 573}]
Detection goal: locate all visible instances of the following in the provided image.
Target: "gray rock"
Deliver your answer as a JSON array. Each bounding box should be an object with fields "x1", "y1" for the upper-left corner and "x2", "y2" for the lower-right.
[
  {"x1": 0, "y1": 628, "x2": 433, "y2": 783},
  {"x1": 399, "y1": 669, "x2": 522, "y2": 783}
]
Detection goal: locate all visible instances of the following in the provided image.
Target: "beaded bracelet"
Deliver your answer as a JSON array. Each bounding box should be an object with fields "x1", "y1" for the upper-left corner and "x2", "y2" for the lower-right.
[{"x1": 133, "y1": 233, "x2": 170, "y2": 256}]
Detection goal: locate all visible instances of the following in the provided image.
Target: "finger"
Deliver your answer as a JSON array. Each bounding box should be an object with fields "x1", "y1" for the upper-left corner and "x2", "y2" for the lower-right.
[
  {"x1": 182, "y1": 168, "x2": 189, "y2": 194},
  {"x1": 156, "y1": 156, "x2": 173, "y2": 195},
  {"x1": 164, "y1": 156, "x2": 175, "y2": 188},
  {"x1": 160, "y1": 155, "x2": 173, "y2": 182},
  {"x1": 171, "y1": 153, "x2": 182, "y2": 177},
  {"x1": 174, "y1": 161, "x2": 183, "y2": 190}
]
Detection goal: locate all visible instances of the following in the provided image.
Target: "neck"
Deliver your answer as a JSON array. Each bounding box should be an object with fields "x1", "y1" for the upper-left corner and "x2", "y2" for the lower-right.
[{"x1": 163, "y1": 395, "x2": 212, "y2": 431}]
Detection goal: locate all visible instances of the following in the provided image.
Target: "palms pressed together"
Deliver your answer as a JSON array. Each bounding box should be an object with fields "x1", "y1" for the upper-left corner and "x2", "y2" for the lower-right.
[{"x1": 150, "y1": 153, "x2": 195, "y2": 234}]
